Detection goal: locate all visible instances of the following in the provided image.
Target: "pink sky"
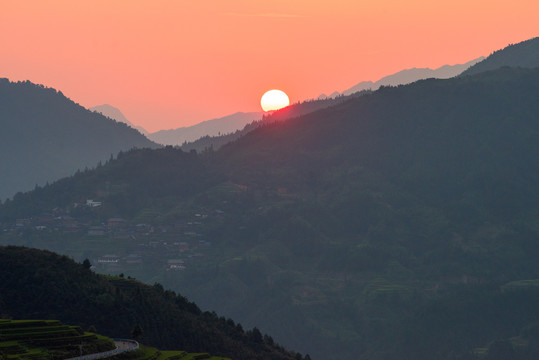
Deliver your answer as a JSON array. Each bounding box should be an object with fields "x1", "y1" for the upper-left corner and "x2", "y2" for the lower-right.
[{"x1": 1, "y1": 0, "x2": 538, "y2": 132}]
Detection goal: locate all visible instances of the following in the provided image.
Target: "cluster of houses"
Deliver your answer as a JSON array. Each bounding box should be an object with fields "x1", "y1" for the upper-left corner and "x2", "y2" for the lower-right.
[
  {"x1": 2, "y1": 199, "x2": 220, "y2": 274},
  {"x1": 4, "y1": 200, "x2": 221, "y2": 237},
  {"x1": 9, "y1": 214, "x2": 138, "y2": 236},
  {"x1": 92, "y1": 238, "x2": 211, "y2": 273}
]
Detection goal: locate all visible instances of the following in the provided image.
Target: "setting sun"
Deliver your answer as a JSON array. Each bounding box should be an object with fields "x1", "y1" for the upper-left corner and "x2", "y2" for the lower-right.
[{"x1": 260, "y1": 90, "x2": 290, "y2": 112}]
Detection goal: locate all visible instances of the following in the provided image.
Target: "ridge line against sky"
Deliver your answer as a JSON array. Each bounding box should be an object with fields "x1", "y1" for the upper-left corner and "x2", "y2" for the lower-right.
[{"x1": 1, "y1": 0, "x2": 538, "y2": 132}]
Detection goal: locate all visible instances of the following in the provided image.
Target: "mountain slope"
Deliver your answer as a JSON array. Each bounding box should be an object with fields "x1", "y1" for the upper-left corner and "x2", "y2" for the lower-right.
[
  {"x1": 2, "y1": 67, "x2": 539, "y2": 360},
  {"x1": 211, "y1": 66, "x2": 539, "y2": 359},
  {"x1": 329, "y1": 57, "x2": 484, "y2": 96},
  {"x1": 149, "y1": 112, "x2": 263, "y2": 146},
  {"x1": 0, "y1": 246, "x2": 300, "y2": 360},
  {"x1": 0, "y1": 79, "x2": 159, "y2": 200},
  {"x1": 461, "y1": 37, "x2": 539, "y2": 76},
  {"x1": 180, "y1": 92, "x2": 370, "y2": 152},
  {"x1": 90, "y1": 104, "x2": 149, "y2": 135}
]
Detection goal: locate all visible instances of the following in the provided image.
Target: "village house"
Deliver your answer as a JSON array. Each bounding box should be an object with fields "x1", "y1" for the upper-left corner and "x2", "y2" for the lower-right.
[
  {"x1": 176, "y1": 242, "x2": 189, "y2": 252},
  {"x1": 58, "y1": 216, "x2": 79, "y2": 232},
  {"x1": 88, "y1": 226, "x2": 106, "y2": 236},
  {"x1": 15, "y1": 218, "x2": 31, "y2": 227},
  {"x1": 107, "y1": 218, "x2": 126, "y2": 228},
  {"x1": 167, "y1": 259, "x2": 186, "y2": 271},
  {"x1": 37, "y1": 214, "x2": 55, "y2": 226},
  {"x1": 97, "y1": 254, "x2": 120, "y2": 264},
  {"x1": 135, "y1": 223, "x2": 151, "y2": 233},
  {"x1": 86, "y1": 199, "x2": 102, "y2": 207}
]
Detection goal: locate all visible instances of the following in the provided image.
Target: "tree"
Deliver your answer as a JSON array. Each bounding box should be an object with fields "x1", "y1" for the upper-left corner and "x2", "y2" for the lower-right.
[
  {"x1": 249, "y1": 327, "x2": 263, "y2": 344},
  {"x1": 82, "y1": 259, "x2": 91, "y2": 270},
  {"x1": 131, "y1": 324, "x2": 143, "y2": 340}
]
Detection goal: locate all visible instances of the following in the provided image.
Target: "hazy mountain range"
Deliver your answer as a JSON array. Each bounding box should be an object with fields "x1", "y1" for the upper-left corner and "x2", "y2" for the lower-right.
[
  {"x1": 148, "y1": 112, "x2": 263, "y2": 146},
  {"x1": 3, "y1": 37, "x2": 539, "y2": 360},
  {"x1": 179, "y1": 57, "x2": 484, "y2": 152},
  {"x1": 87, "y1": 56, "x2": 484, "y2": 150},
  {"x1": 90, "y1": 105, "x2": 262, "y2": 147},
  {"x1": 0, "y1": 80, "x2": 159, "y2": 201},
  {"x1": 90, "y1": 59, "x2": 483, "y2": 149},
  {"x1": 319, "y1": 56, "x2": 485, "y2": 98},
  {"x1": 179, "y1": 93, "x2": 370, "y2": 153}
]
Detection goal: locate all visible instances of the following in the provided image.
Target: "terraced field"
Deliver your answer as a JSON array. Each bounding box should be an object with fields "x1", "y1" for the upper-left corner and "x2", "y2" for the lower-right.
[
  {"x1": 0, "y1": 319, "x2": 115, "y2": 359},
  {"x1": 0, "y1": 320, "x2": 231, "y2": 360}
]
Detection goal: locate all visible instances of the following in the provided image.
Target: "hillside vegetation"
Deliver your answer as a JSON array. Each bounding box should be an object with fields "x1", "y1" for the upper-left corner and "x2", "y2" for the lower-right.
[
  {"x1": 0, "y1": 247, "x2": 301, "y2": 360},
  {"x1": 0, "y1": 319, "x2": 114, "y2": 359},
  {"x1": 180, "y1": 91, "x2": 370, "y2": 153},
  {"x1": 150, "y1": 112, "x2": 262, "y2": 147},
  {"x1": 0, "y1": 79, "x2": 158, "y2": 200},
  {"x1": 0, "y1": 318, "x2": 233, "y2": 360},
  {"x1": 461, "y1": 37, "x2": 539, "y2": 76},
  {"x1": 2, "y1": 65, "x2": 539, "y2": 359}
]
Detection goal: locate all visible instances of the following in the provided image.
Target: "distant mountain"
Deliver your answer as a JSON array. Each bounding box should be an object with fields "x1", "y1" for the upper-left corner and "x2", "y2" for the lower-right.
[
  {"x1": 180, "y1": 120, "x2": 261, "y2": 153},
  {"x1": 0, "y1": 79, "x2": 159, "y2": 200},
  {"x1": 148, "y1": 112, "x2": 263, "y2": 146},
  {"x1": 461, "y1": 37, "x2": 539, "y2": 76},
  {"x1": 324, "y1": 57, "x2": 484, "y2": 97},
  {"x1": 90, "y1": 104, "x2": 149, "y2": 135}
]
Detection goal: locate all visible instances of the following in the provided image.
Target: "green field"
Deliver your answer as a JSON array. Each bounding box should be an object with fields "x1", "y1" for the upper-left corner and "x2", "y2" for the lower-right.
[
  {"x1": 0, "y1": 319, "x2": 232, "y2": 360},
  {"x1": 0, "y1": 319, "x2": 114, "y2": 359}
]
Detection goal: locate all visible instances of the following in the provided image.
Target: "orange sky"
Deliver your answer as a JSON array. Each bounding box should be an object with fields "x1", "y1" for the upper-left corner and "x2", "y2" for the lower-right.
[{"x1": 1, "y1": 0, "x2": 538, "y2": 132}]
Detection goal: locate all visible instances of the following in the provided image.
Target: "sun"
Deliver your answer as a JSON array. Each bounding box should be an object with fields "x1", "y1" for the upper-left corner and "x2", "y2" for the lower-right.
[{"x1": 260, "y1": 89, "x2": 290, "y2": 112}]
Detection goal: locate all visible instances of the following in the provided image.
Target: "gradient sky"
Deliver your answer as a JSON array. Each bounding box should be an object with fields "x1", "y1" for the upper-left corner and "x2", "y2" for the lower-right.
[{"x1": 1, "y1": 1, "x2": 538, "y2": 132}]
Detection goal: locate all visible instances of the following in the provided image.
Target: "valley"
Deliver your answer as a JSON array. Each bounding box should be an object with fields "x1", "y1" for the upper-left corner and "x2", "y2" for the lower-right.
[{"x1": 2, "y1": 36, "x2": 539, "y2": 360}]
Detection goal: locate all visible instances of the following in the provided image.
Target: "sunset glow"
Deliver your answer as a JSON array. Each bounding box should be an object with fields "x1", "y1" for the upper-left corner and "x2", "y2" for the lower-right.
[
  {"x1": 1, "y1": 1, "x2": 538, "y2": 131},
  {"x1": 261, "y1": 90, "x2": 290, "y2": 112}
]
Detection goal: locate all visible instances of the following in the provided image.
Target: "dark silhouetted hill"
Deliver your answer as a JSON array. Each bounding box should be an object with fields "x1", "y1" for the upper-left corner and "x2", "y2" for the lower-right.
[
  {"x1": 149, "y1": 112, "x2": 263, "y2": 146},
  {"x1": 461, "y1": 37, "x2": 539, "y2": 76},
  {"x1": 181, "y1": 92, "x2": 370, "y2": 152},
  {"x1": 0, "y1": 79, "x2": 159, "y2": 200},
  {"x1": 0, "y1": 246, "x2": 300, "y2": 360}
]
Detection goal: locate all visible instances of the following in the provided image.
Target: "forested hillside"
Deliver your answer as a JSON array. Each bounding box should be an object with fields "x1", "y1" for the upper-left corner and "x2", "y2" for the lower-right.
[
  {"x1": 0, "y1": 79, "x2": 159, "y2": 200},
  {"x1": 2, "y1": 67, "x2": 539, "y2": 360},
  {"x1": 181, "y1": 90, "x2": 370, "y2": 153},
  {"x1": 0, "y1": 246, "x2": 301, "y2": 360},
  {"x1": 461, "y1": 37, "x2": 539, "y2": 76},
  {"x1": 150, "y1": 112, "x2": 263, "y2": 146}
]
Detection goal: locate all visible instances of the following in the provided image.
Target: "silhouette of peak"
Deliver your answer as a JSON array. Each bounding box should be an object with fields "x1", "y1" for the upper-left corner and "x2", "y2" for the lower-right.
[
  {"x1": 90, "y1": 104, "x2": 149, "y2": 135},
  {"x1": 461, "y1": 37, "x2": 539, "y2": 76}
]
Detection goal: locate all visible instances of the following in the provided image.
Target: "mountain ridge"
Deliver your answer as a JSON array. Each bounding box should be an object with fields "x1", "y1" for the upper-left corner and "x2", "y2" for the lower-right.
[
  {"x1": 90, "y1": 104, "x2": 149, "y2": 135},
  {"x1": 149, "y1": 111, "x2": 263, "y2": 146},
  {"x1": 320, "y1": 56, "x2": 484, "y2": 98},
  {"x1": 0, "y1": 79, "x2": 159, "y2": 201},
  {"x1": 461, "y1": 37, "x2": 539, "y2": 76}
]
